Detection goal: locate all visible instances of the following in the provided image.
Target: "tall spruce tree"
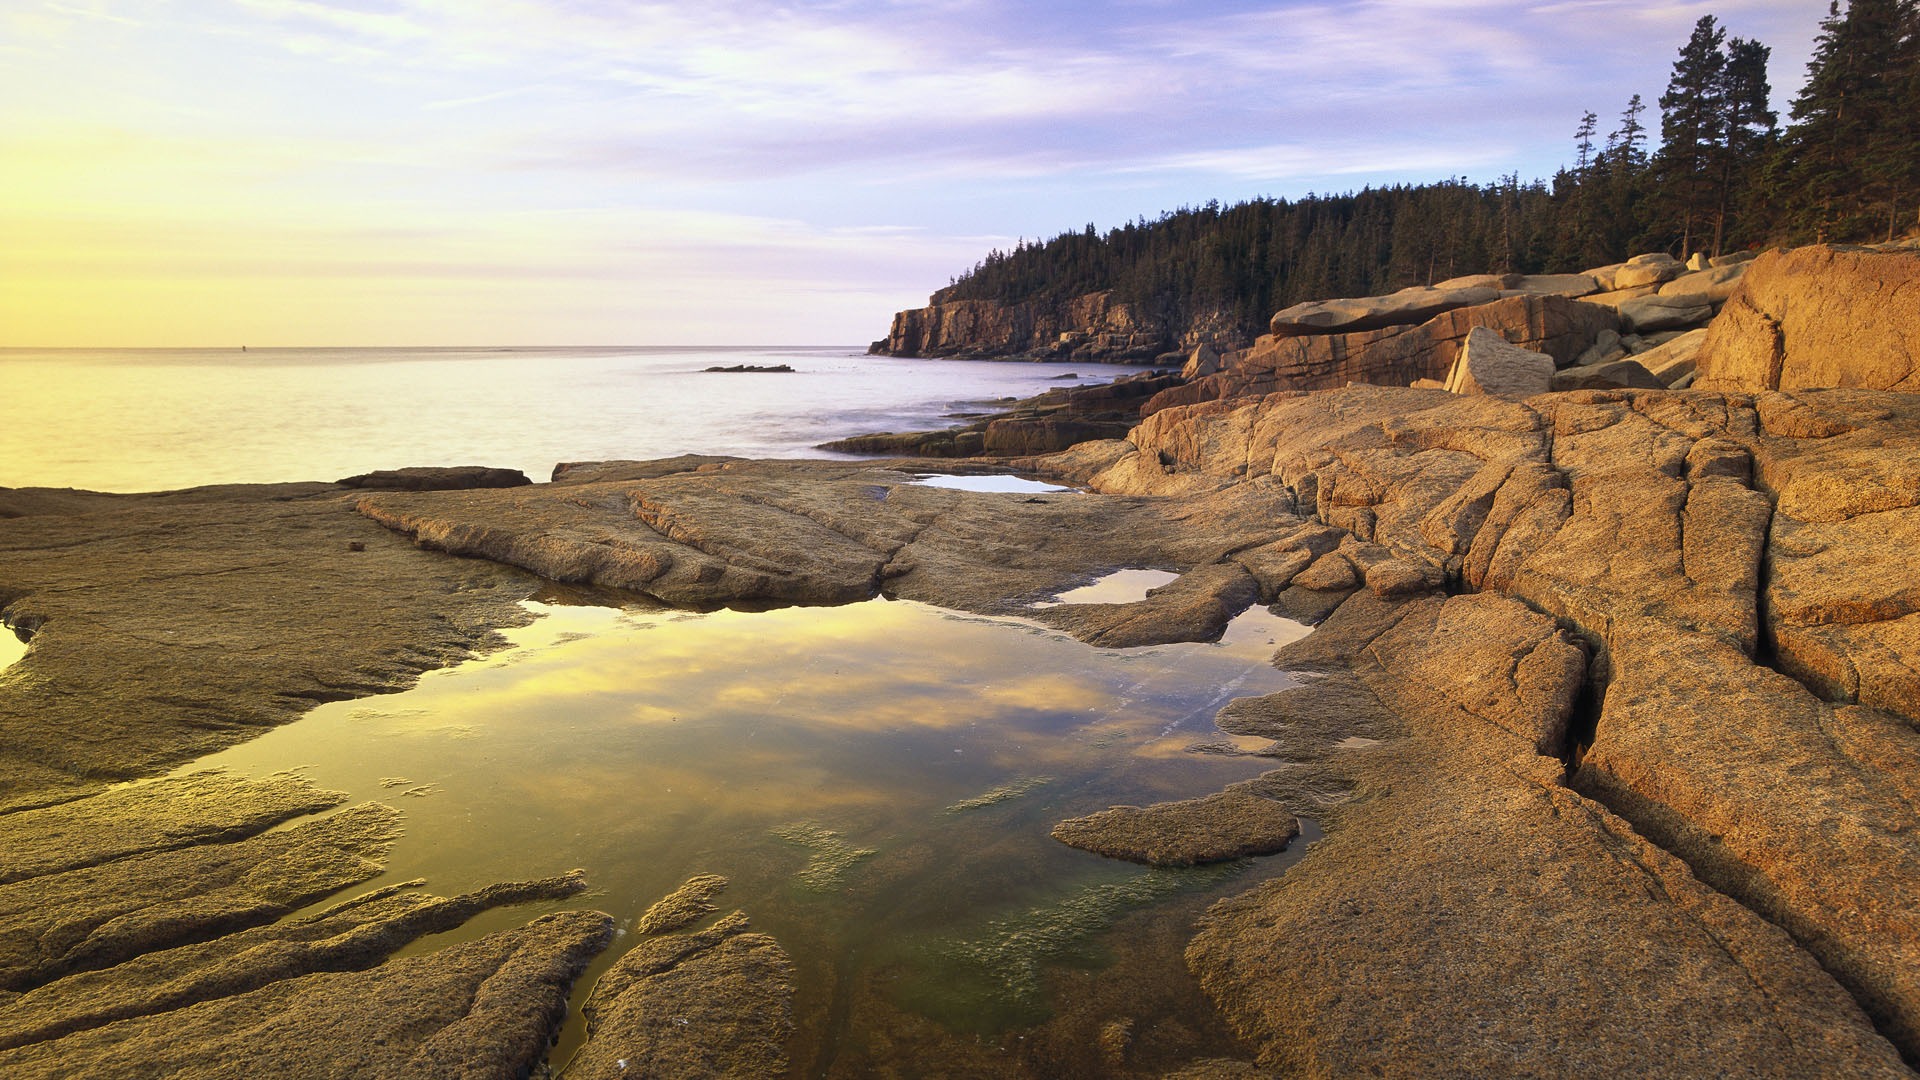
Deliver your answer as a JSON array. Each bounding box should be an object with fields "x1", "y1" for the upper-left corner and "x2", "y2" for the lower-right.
[
  {"x1": 1656, "y1": 16, "x2": 1728, "y2": 256},
  {"x1": 1779, "y1": 0, "x2": 1913, "y2": 240},
  {"x1": 1712, "y1": 37, "x2": 1776, "y2": 252}
]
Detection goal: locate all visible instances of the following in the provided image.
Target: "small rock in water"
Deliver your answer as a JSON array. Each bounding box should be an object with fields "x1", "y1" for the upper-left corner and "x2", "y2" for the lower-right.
[{"x1": 636, "y1": 874, "x2": 730, "y2": 935}]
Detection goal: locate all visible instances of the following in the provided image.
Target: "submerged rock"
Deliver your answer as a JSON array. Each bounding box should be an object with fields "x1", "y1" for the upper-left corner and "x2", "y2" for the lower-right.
[
  {"x1": 635, "y1": 874, "x2": 729, "y2": 936},
  {"x1": 566, "y1": 910, "x2": 793, "y2": 1080}
]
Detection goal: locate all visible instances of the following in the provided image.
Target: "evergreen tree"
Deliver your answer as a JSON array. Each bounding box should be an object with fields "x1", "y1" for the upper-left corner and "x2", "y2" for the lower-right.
[
  {"x1": 1778, "y1": 0, "x2": 1913, "y2": 240},
  {"x1": 1713, "y1": 36, "x2": 1777, "y2": 252},
  {"x1": 1656, "y1": 16, "x2": 1728, "y2": 256}
]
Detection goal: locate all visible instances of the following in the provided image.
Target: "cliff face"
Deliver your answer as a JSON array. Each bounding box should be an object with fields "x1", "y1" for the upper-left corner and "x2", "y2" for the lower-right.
[{"x1": 871, "y1": 290, "x2": 1242, "y2": 362}]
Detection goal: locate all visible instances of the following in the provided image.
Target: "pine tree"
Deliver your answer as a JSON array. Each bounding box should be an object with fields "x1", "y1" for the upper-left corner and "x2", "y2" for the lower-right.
[
  {"x1": 1778, "y1": 0, "x2": 1911, "y2": 240},
  {"x1": 1656, "y1": 16, "x2": 1728, "y2": 256},
  {"x1": 1712, "y1": 37, "x2": 1776, "y2": 252}
]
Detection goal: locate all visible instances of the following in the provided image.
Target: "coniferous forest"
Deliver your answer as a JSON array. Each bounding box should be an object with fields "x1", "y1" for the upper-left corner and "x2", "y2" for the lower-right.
[{"x1": 932, "y1": 1, "x2": 1920, "y2": 338}]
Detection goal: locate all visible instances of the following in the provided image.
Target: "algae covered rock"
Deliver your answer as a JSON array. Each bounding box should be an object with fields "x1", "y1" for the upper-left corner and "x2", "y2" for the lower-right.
[{"x1": 1051, "y1": 789, "x2": 1299, "y2": 867}]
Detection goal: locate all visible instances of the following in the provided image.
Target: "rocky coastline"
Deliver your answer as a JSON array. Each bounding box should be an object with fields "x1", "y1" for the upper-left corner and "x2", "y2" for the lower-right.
[{"x1": 3, "y1": 241, "x2": 1918, "y2": 1076}]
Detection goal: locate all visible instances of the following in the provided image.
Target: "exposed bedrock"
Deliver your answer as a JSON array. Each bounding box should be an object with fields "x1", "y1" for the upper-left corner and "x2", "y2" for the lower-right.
[
  {"x1": 0, "y1": 483, "x2": 538, "y2": 807},
  {"x1": 1066, "y1": 380, "x2": 1920, "y2": 1067},
  {"x1": 1186, "y1": 589, "x2": 1910, "y2": 1078},
  {"x1": 353, "y1": 458, "x2": 1303, "y2": 642}
]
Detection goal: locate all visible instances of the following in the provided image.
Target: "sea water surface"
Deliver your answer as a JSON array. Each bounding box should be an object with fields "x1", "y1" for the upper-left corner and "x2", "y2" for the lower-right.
[
  {"x1": 7, "y1": 345, "x2": 1316, "y2": 1075},
  {"x1": 0, "y1": 345, "x2": 1140, "y2": 492}
]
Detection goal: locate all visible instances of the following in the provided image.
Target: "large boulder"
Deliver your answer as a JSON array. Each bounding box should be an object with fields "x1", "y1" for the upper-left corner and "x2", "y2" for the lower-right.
[
  {"x1": 1613, "y1": 252, "x2": 1686, "y2": 290},
  {"x1": 1269, "y1": 285, "x2": 1501, "y2": 337},
  {"x1": 1618, "y1": 291, "x2": 1715, "y2": 333},
  {"x1": 1694, "y1": 244, "x2": 1920, "y2": 392},
  {"x1": 1634, "y1": 327, "x2": 1709, "y2": 386},
  {"x1": 1444, "y1": 327, "x2": 1555, "y2": 396},
  {"x1": 1149, "y1": 295, "x2": 1617, "y2": 413},
  {"x1": 1659, "y1": 261, "x2": 1750, "y2": 304}
]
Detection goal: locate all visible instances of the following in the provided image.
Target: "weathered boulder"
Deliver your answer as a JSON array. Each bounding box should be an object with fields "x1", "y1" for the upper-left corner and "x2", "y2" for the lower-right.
[
  {"x1": 1443, "y1": 327, "x2": 1555, "y2": 397},
  {"x1": 1183, "y1": 343, "x2": 1223, "y2": 379},
  {"x1": 1634, "y1": 327, "x2": 1709, "y2": 386},
  {"x1": 1268, "y1": 285, "x2": 1501, "y2": 337},
  {"x1": 1614, "y1": 252, "x2": 1685, "y2": 289},
  {"x1": 1577, "y1": 619, "x2": 1920, "y2": 1060},
  {"x1": 1659, "y1": 260, "x2": 1750, "y2": 304},
  {"x1": 1618, "y1": 291, "x2": 1715, "y2": 333},
  {"x1": 1188, "y1": 591, "x2": 1909, "y2": 1078},
  {"x1": 1148, "y1": 295, "x2": 1616, "y2": 412},
  {"x1": 1433, "y1": 272, "x2": 1600, "y2": 297},
  {"x1": 1694, "y1": 244, "x2": 1920, "y2": 392}
]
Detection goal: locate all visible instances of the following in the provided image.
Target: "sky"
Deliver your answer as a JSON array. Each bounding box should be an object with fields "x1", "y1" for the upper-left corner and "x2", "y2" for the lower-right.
[{"x1": 0, "y1": 0, "x2": 1824, "y2": 347}]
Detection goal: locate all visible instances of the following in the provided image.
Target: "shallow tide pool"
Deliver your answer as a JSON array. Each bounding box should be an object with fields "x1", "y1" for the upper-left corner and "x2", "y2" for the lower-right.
[{"x1": 171, "y1": 585, "x2": 1315, "y2": 1076}]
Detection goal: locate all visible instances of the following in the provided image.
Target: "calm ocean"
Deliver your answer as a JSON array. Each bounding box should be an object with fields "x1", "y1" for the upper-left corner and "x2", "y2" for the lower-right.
[{"x1": 0, "y1": 345, "x2": 1136, "y2": 492}]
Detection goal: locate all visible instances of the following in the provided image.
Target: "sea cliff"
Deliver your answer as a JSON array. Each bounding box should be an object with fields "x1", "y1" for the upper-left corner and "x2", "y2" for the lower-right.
[{"x1": 871, "y1": 289, "x2": 1243, "y2": 362}]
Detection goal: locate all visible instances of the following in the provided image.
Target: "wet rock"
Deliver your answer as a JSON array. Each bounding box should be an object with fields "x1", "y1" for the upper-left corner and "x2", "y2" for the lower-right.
[
  {"x1": 358, "y1": 460, "x2": 1299, "y2": 646},
  {"x1": 1034, "y1": 563, "x2": 1259, "y2": 647},
  {"x1": 0, "y1": 803, "x2": 398, "y2": 992},
  {"x1": 0, "y1": 772, "x2": 342, "y2": 886},
  {"x1": 565, "y1": 911, "x2": 794, "y2": 1079},
  {"x1": 0, "y1": 872, "x2": 590, "y2": 1052},
  {"x1": 635, "y1": 874, "x2": 729, "y2": 936},
  {"x1": 1051, "y1": 788, "x2": 1299, "y2": 867},
  {"x1": 1695, "y1": 244, "x2": 1920, "y2": 392},
  {"x1": 0, "y1": 909, "x2": 613, "y2": 1079},
  {"x1": 0, "y1": 484, "x2": 535, "y2": 807},
  {"x1": 335, "y1": 466, "x2": 531, "y2": 491}
]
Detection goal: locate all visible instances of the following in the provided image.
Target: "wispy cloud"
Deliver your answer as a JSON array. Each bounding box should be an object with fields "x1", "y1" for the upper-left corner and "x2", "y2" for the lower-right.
[{"x1": 0, "y1": 0, "x2": 1828, "y2": 344}]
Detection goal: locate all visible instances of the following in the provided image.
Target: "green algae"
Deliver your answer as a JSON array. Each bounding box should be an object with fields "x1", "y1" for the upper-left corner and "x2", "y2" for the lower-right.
[
  {"x1": 944, "y1": 776, "x2": 1053, "y2": 814},
  {"x1": 895, "y1": 861, "x2": 1249, "y2": 1032},
  {"x1": 771, "y1": 822, "x2": 878, "y2": 891}
]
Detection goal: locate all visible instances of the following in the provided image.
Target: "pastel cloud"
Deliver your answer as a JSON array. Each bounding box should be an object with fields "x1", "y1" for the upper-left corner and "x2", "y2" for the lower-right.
[{"x1": 0, "y1": 0, "x2": 1822, "y2": 345}]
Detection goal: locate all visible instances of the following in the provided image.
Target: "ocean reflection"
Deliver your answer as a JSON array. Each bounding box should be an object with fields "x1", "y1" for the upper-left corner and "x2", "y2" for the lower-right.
[
  {"x1": 0, "y1": 624, "x2": 27, "y2": 672},
  {"x1": 174, "y1": 591, "x2": 1313, "y2": 1075}
]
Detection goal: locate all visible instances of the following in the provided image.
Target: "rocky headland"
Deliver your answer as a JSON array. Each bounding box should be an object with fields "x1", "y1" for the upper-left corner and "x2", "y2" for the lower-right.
[
  {"x1": 2, "y1": 241, "x2": 1918, "y2": 1076},
  {"x1": 871, "y1": 290, "x2": 1242, "y2": 363}
]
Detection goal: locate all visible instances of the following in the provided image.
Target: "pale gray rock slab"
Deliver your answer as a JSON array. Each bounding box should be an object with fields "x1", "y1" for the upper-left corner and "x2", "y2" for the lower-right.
[{"x1": 1442, "y1": 326, "x2": 1554, "y2": 397}]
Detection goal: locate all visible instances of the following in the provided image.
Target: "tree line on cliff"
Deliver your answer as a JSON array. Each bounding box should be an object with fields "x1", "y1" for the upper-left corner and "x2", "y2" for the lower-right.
[{"x1": 933, "y1": 0, "x2": 1919, "y2": 340}]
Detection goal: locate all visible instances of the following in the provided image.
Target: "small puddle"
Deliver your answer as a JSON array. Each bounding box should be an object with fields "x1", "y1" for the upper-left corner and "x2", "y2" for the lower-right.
[
  {"x1": 1033, "y1": 568, "x2": 1181, "y2": 608},
  {"x1": 912, "y1": 474, "x2": 1074, "y2": 494},
  {"x1": 0, "y1": 623, "x2": 28, "y2": 672},
  {"x1": 176, "y1": 595, "x2": 1311, "y2": 1075}
]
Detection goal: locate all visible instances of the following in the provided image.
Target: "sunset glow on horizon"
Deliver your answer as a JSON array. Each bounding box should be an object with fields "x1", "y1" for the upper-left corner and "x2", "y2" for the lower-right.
[{"x1": 2, "y1": 0, "x2": 1821, "y2": 347}]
